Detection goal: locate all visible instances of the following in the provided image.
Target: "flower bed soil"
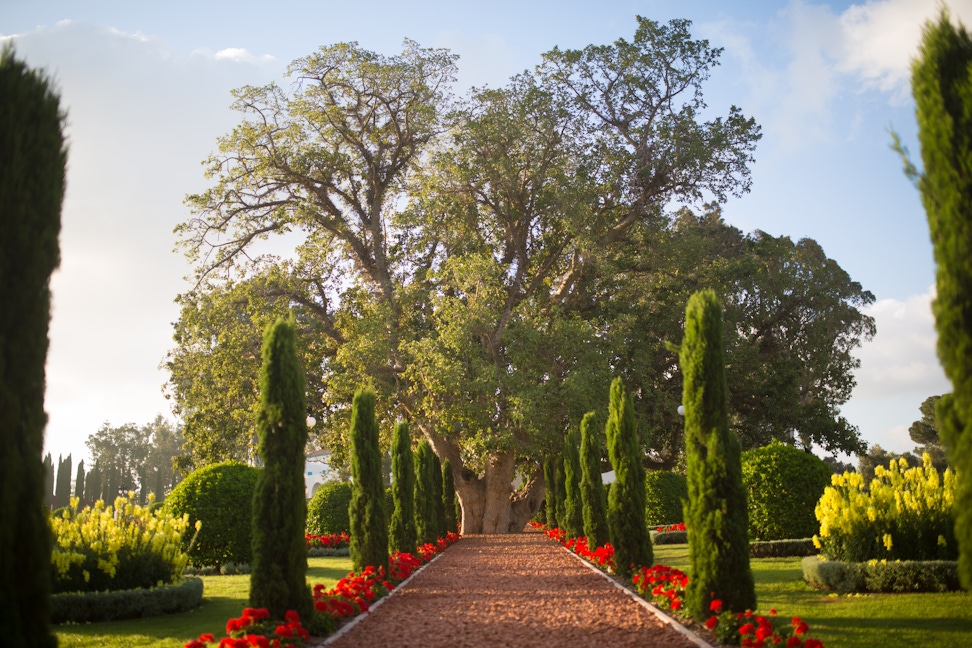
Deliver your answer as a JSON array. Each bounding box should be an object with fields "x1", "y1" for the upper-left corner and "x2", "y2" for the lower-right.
[{"x1": 317, "y1": 532, "x2": 707, "y2": 648}]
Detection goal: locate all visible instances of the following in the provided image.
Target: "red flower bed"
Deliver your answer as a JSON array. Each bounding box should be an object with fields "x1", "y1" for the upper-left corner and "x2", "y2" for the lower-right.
[
  {"x1": 655, "y1": 522, "x2": 686, "y2": 533},
  {"x1": 305, "y1": 532, "x2": 350, "y2": 549}
]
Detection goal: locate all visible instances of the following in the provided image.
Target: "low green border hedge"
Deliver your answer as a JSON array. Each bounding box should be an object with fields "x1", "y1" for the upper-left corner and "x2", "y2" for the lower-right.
[
  {"x1": 750, "y1": 538, "x2": 818, "y2": 558},
  {"x1": 651, "y1": 530, "x2": 687, "y2": 545},
  {"x1": 801, "y1": 556, "x2": 961, "y2": 593},
  {"x1": 51, "y1": 577, "x2": 204, "y2": 624}
]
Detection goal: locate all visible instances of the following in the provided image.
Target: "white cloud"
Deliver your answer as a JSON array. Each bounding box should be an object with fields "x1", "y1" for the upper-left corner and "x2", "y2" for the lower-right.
[{"x1": 212, "y1": 47, "x2": 276, "y2": 63}]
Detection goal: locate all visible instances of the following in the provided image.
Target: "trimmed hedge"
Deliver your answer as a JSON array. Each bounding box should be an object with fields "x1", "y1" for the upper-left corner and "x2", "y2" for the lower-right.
[
  {"x1": 306, "y1": 482, "x2": 353, "y2": 536},
  {"x1": 801, "y1": 556, "x2": 961, "y2": 593},
  {"x1": 750, "y1": 538, "x2": 818, "y2": 558},
  {"x1": 644, "y1": 470, "x2": 687, "y2": 526},
  {"x1": 51, "y1": 577, "x2": 203, "y2": 624},
  {"x1": 652, "y1": 531, "x2": 688, "y2": 545},
  {"x1": 165, "y1": 461, "x2": 259, "y2": 567}
]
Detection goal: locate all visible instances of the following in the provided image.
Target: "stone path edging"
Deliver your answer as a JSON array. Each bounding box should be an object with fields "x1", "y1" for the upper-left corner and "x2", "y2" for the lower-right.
[
  {"x1": 314, "y1": 550, "x2": 448, "y2": 647},
  {"x1": 557, "y1": 543, "x2": 716, "y2": 648}
]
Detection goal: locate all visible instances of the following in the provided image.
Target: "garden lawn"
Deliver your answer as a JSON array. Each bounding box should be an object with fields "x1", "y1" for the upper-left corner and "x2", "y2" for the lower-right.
[
  {"x1": 55, "y1": 556, "x2": 353, "y2": 648},
  {"x1": 655, "y1": 545, "x2": 972, "y2": 648}
]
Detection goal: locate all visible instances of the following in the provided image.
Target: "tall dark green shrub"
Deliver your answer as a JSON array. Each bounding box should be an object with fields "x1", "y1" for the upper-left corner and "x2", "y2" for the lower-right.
[
  {"x1": 431, "y1": 452, "x2": 447, "y2": 539},
  {"x1": 555, "y1": 450, "x2": 568, "y2": 530},
  {"x1": 348, "y1": 388, "x2": 389, "y2": 574},
  {"x1": 562, "y1": 427, "x2": 584, "y2": 539},
  {"x1": 42, "y1": 453, "x2": 54, "y2": 509},
  {"x1": 0, "y1": 44, "x2": 66, "y2": 647},
  {"x1": 306, "y1": 482, "x2": 353, "y2": 535},
  {"x1": 85, "y1": 462, "x2": 102, "y2": 506},
  {"x1": 249, "y1": 318, "x2": 313, "y2": 619},
  {"x1": 605, "y1": 378, "x2": 652, "y2": 578},
  {"x1": 543, "y1": 455, "x2": 559, "y2": 529},
  {"x1": 55, "y1": 454, "x2": 72, "y2": 509},
  {"x1": 742, "y1": 440, "x2": 831, "y2": 540},
  {"x1": 442, "y1": 458, "x2": 458, "y2": 535},
  {"x1": 908, "y1": 11, "x2": 972, "y2": 590},
  {"x1": 680, "y1": 289, "x2": 755, "y2": 619},
  {"x1": 644, "y1": 471, "x2": 688, "y2": 526},
  {"x1": 74, "y1": 460, "x2": 85, "y2": 502},
  {"x1": 388, "y1": 422, "x2": 417, "y2": 554},
  {"x1": 580, "y1": 411, "x2": 610, "y2": 548},
  {"x1": 414, "y1": 440, "x2": 438, "y2": 545}
]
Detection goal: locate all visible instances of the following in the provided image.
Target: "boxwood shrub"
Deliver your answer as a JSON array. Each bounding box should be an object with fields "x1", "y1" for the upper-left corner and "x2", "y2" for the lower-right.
[
  {"x1": 51, "y1": 577, "x2": 203, "y2": 623},
  {"x1": 644, "y1": 470, "x2": 687, "y2": 526},
  {"x1": 306, "y1": 481, "x2": 353, "y2": 536},
  {"x1": 802, "y1": 556, "x2": 961, "y2": 593},
  {"x1": 742, "y1": 440, "x2": 831, "y2": 541},
  {"x1": 165, "y1": 461, "x2": 259, "y2": 567},
  {"x1": 750, "y1": 538, "x2": 818, "y2": 558}
]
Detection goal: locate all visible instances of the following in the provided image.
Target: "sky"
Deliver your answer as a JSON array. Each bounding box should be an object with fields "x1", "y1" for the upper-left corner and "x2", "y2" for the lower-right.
[{"x1": 1, "y1": 0, "x2": 962, "y2": 466}]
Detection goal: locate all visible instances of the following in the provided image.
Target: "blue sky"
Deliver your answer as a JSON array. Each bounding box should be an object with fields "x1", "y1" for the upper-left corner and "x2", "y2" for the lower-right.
[{"x1": 1, "y1": 0, "x2": 961, "y2": 465}]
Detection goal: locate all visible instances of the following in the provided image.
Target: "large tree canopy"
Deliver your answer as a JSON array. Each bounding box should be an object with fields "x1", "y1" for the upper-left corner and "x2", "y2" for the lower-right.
[{"x1": 167, "y1": 18, "x2": 869, "y2": 533}]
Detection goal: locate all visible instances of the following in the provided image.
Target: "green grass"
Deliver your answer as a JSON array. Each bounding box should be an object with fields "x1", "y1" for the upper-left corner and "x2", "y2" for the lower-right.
[
  {"x1": 55, "y1": 556, "x2": 353, "y2": 648},
  {"x1": 654, "y1": 545, "x2": 972, "y2": 648}
]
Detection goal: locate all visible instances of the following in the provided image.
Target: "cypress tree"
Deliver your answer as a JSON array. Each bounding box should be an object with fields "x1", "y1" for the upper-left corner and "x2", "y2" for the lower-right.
[
  {"x1": 543, "y1": 455, "x2": 559, "y2": 529},
  {"x1": 579, "y1": 411, "x2": 610, "y2": 548},
  {"x1": 442, "y1": 458, "x2": 458, "y2": 534},
  {"x1": 908, "y1": 11, "x2": 972, "y2": 589},
  {"x1": 249, "y1": 318, "x2": 313, "y2": 619},
  {"x1": 348, "y1": 388, "x2": 389, "y2": 573},
  {"x1": 0, "y1": 44, "x2": 66, "y2": 648},
  {"x1": 388, "y1": 421, "x2": 417, "y2": 554},
  {"x1": 74, "y1": 460, "x2": 85, "y2": 502},
  {"x1": 680, "y1": 289, "x2": 755, "y2": 619},
  {"x1": 55, "y1": 454, "x2": 72, "y2": 509},
  {"x1": 605, "y1": 377, "x2": 652, "y2": 578},
  {"x1": 431, "y1": 452, "x2": 447, "y2": 540},
  {"x1": 85, "y1": 462, "x2": 102, "y2": 505},
  {"x1": 555, "y1": 450, "x2": 567, "y2": 530},
  {"x1": 413, "y1": 440, "x2": 438, "y2": 545},
  {"x1": 42, "y1": 453, "x2": 54, "y2": 509},
  {"x1": 562, "y1": 427, "x2": 584, "y2": 539}
]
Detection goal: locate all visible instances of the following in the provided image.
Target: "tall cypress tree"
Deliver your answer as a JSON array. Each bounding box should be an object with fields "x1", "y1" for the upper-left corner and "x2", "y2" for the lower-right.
[
  {"x1": 555, "y1": 450, "x2": 568, "y2": 531},
  {"x1": 442, "y1": 458, "x2": 459, "y2": 535},
  {"x1": 605, "y1": 377, "x2": 652, "y2": 578},
  {"x1": 42, "y1": 453, "x2": 54, "y2": 509},
  {"x1": 54, "y1": 454, "x2": 72, "y2": 509},
  {"x1": 249, "y1": 318, "x2": 313, "y2": 619},
  {"x1": 680, "y1": 289, "x2": 755, "y2": 619},
  {"x1": 562, "y1": 427, "x2": 584, "y2": 539},
  {"x1": 543, "y1": 455, "x2": 559, "y2": 529},
  {"x1": 388, "y1": 421, "x2": 417, "y2": 554},
  {"x1": 85, "y1": 462, "x2": 102, "y2": 506},
  {"x1": 414, "y1": 440, "x2": 438, "y2": 545},
  {"x1": 579, "y1": 411, "x2": 610, "y2": 548},
  {"x1": 908, "y1": 10, "x2": 972, "y2": 589},
  {"x1": 0, "y1": 44, "x2": 66, "y2": 648},
  {"x1": 431, "y1": 452, "x2": 447, "y2": 539},
  {"x1": 74, "y1": 460, "x2": 85, "y2": 502},
  {"x1": 348, "y1": 388, "x2": 389, "y2": 573}
]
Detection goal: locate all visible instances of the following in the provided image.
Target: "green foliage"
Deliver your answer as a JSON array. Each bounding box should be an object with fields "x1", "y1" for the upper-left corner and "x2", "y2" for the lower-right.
[
  {"x1": 802, "y1": 556, "x2": 961, "y2": 594},
  {"x1": 653, "y1": 531, "x2": 688, "y2": 545},
  {"x1": 907, "y1": 9, "x2": 972, "y2": 591},
  {"x1": 814, "y1": 455, "x2": 957, "y2": 562},
  {"x1": 306, "y1": 482, "x2": 353, "y2": 535},
  {"x1": 165, "y1": 461, "x2": 259, "y2": 567},
  {"x1": 579, "y1": 411, "x2": 610, "y2": 548},
  {"x1": 741, "y1": 441, "x2": 832, "y2": 541},
  {"x1": 681, "y1": 289, "x2": 755, "y2": 619},
  {"x1": 85, "y1": 417, "x2": 185, "y2": 504},
  {"x1": 50, "y1": 577, "x2": 203, "y2": 624},
  {"x1": 54, "y1": 454, "x2": 72, "y2": 509},
  {"x1": 750, "y1": 539, "x2": 818, "y2": 558},
  {"x1": 348, "y1": 388, "x2": 389, "y2": 574},
  {"x1": 543, "y1": 455, "x2": 559, "y2": 529},
  {"x1": 43, "y1": 452, "x2": 54, "y2": 508},
  {"x1": 442, "y1": 458, "x2": 459, "y2": 535},
  {"x1": 605, "y1": 378, "x2": 652, "y2": 578},
  {"x1": 74, "y1": 460, "x2": 86, "y2": 502},
  {"x1": 413, "y1": 440, "x2": 438, "y2": 545},
  {"x1": 644, "y1": 470, "x2": 688, "y2": 526},
  {"x1": 562, "y1": 427, "x2": 584, "y2": 538},
  {"x1": 431, "y1": 451, "x2": 447, "y2": 539},
  {"x1": 249, "y1": 318, "x2": 313, "y2": 618},
  {"x1": 0, "y1": 43, "x2": 66, "y2": 647},
  {"x1": 388, "y1": 422, "x2": 417, "y2": 553}
]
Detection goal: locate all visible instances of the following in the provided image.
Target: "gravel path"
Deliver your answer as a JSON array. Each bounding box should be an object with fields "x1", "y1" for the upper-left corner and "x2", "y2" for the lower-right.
[{"x1": 318, "y1": 532, "x2": 710, "y2": 648}]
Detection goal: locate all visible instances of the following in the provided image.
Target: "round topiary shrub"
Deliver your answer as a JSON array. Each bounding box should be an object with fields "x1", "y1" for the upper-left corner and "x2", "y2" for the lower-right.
[
  {"x1": 165, "y1": 461, "x2": 259, "y2": 567},
  {"x1": 741, "y1": 440, "x2": 832, "y2": 541},
  {"x1": 644, "y1": 470, "x2": 688, "y2": 526},
  {"x1": 306, "y1": 481, "x2": 353, "y2": 536}
]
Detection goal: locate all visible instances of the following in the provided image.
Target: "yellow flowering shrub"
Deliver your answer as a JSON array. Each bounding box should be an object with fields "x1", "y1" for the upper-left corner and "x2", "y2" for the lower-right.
[
  {"x1": 50, "y1": 493, "x2": 196, "y2": 593},
  {"x1": 813, "y1": 454, "x2": 956, "y2": 562}
]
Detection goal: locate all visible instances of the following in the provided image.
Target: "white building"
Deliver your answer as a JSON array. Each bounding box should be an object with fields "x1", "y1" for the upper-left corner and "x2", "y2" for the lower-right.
[{"x1": 304, "y1": 449, "x2": 341, "y2": 498}]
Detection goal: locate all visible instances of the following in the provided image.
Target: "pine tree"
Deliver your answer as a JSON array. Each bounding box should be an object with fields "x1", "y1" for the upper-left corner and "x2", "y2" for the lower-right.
[
  {"x1": 249, "y1": 318, "x2": 313, "y2": 619},
  {"x1": 74, "y1": 460, "x2": 85, "y2": 502},
  {"x1": 605, "y1": 377, "x2": 652, "y2": 578},
  {"x1": 442, "y1": 458, "x2": 458, "y2": 534},
  {"x1": 0, "y1": 44, "x2": 66, "y2": 648},
  {"x1": 543, "y1": 455, "x2": 559, "y2": 529},
  {"x1": 348, "y1": 388, "x2": 389, "y2": 573},
  {"x1": 562, "y1": 427, "x2": 584, "y2": 538},
  {"x1": 388, "y1": 421, "x2": 417, "y2": 554},
  {"x1": 908, "y1": 10, "x2": 972, "y2": 590},
  {"x1": 414, "y1": 440, "x2": 438, "y2": 545},
  {"x1": 680, "y1": 289, "x2": 755, "y2": 619},
  {"x1": 579, "y1": 411, "x2": 610, "y2": 548}
]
